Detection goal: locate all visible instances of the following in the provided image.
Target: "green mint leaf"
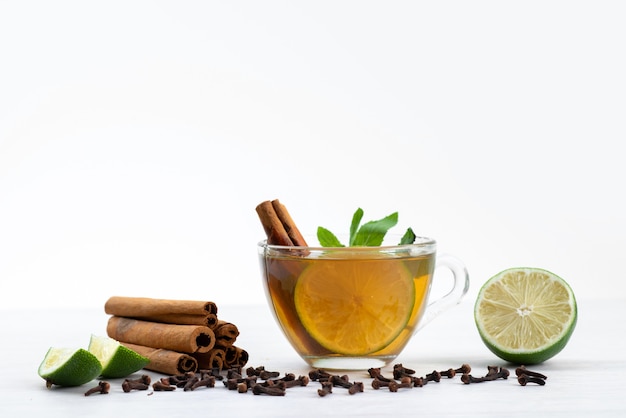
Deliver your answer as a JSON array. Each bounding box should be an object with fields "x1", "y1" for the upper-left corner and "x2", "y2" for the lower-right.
[
  {"x1": 317, "y1": 226, "x2": 345, "y2": 247},
  {"x1": 399, "y1": 227, "x2": 416, "y2": 245},
  {"x1": 352, "y1": 212, "x2": 398, "y2": 246},
  {"x1": 349, "y1": 208, "x2": 364, "y2": 246}
]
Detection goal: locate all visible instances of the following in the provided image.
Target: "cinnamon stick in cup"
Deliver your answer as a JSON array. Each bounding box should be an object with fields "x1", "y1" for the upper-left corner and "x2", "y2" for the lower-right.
[
  {"x1": 107, "y1": 316, "x2": 216, "y2": 354},
  {"x1": 104, "y1": 296, "x2": 218, "y2": 328},
  {"x1": 121, "y1": 342, "x2": 198, "y2": 375},
  {"x1": 270, "y1": 199, "x2": 308, "y2": 246},
  {"x1": 256, "y1": 199, "x2": 308, "y2": 246}
]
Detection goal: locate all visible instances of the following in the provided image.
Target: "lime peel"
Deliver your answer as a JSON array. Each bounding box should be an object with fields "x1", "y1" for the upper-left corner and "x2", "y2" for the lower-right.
[
  {"x1": 38, "y1": 347, "x2": 103, "y2": 387},
  {"x1": 88, "y1": 334, "x2": 150, "y2": 378}
]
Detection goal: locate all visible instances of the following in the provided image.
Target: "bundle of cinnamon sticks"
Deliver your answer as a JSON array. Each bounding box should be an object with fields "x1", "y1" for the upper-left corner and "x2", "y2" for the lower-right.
[{"x1": 105, "y1": 296, "x2": 248, "y2": 375}]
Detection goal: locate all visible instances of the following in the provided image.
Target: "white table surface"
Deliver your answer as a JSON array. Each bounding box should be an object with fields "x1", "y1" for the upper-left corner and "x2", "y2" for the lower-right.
[{"x1": 1, "y1": 298, "x2": 624, "y2": 417}]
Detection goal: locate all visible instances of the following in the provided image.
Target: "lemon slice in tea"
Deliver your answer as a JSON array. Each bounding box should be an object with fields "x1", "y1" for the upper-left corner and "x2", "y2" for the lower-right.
[
  {"x1": 294, "y1": 255, "x2": 415, "y2": 356},
  {"x1": 38, "y1": 347, "x2": 103, "y2": 387},
  {"x1": 474, "y1": 267, "x2": 577, "y2": 364},
  {"x1": 88, "y1": 335, "x2": 150, "y2": 378}
]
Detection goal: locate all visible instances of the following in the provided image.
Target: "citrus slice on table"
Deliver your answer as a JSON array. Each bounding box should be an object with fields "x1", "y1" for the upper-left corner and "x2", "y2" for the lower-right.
[
  {"x1": 474, "y1": 267, "x2": 577, "y2": 364},
  {"x1": 88, "y1": 334, "x2": 150, "y2": 378},
  {"x1": 38, "y1": 347, "x2": 102, "y2": 387},
  {"x1": 294, "y1": 255, "x2": 415, "y2": 356}
]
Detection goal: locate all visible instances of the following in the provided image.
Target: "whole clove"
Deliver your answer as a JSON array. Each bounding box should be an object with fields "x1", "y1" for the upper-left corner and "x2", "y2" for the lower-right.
[
  {"x1": 153, "y1": 381, "x2": 176, "y2": 391},
  {"x1": 317, "y1": 381, "x2": 333, "y2": 397},
  {"x1": 122, "y1": 379, "x2": 149, "y2": 392},
  {"x1": 309, "y1": 369, "x2": 332, "y2": 382},
  {"x1": 515, "y1": 366, "x2": 548, "y2": 380},
  {"x1": 461, "y1": 366, "x2": 509, "y2": 384},
  {"x1": 252, "y1": 384, "x2": 285, "y2": 396},
  {"x1": 84, "y1": 381, "x2": 110, "y2": 396},
  {"x1": 191, "y1": 376, "x2": 216, "y2": 390},
  {"x1": 518, "y1": 375, "x2": 547, "y2": 386}
]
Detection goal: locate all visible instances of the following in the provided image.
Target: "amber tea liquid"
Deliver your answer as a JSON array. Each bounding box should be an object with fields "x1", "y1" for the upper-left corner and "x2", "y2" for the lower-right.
[{"x1": 260, "y1": 249, "x2": 436, "y2": 369}]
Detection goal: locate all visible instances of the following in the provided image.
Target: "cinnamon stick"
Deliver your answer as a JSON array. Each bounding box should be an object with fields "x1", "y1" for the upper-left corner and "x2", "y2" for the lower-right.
[
  {"x1": 193, "y1": 345, "x2": 249, "y2": 371},
  {"x1": 213, "y1": 320, "x2": 240, "y2": 348},
  {"x1": 192, "y1": 348, "x2": 226, "y2": 371},
  {"x1": 104, "y1": 296, "x2": 218, "y2": 327},
  {"x1": 256, "y1": 200, "x2": 293, "y2": 246},
  {"x1": 121, "y1": 342, "x2": 198, "y2": 375},
  {"x1": 271, "y1": 199, "x2": 308, "y2": 246},
  {"x1": 224, "y1": 345, "x2": 249, "y2": 369},
  {"x1": 256, "y1": 199, "x2": 308, "y2": 246},
  {"x1": 107, "y1": 316, "x2": 216, "y2": 354}
]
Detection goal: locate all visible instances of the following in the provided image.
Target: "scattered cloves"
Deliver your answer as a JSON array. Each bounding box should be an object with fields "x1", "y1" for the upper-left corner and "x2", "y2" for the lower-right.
[{"x1": 77, "y1": 362, "x2": 551, "y2": 397}]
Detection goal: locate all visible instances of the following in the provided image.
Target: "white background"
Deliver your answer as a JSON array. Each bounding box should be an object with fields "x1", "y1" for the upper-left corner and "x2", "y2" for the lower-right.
[{"x1": 1, "y1": 0, "x2": 625, "y2": 311}]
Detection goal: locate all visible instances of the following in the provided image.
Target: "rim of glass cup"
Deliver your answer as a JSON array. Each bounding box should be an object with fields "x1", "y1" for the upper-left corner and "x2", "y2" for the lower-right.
[{"x1": 257, "y1": 235, "x2": 437, "y2": 252}]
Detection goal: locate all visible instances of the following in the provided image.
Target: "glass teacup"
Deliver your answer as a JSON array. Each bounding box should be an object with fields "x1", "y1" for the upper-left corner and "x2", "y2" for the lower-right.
[{"x1": 258, "y1": 236, "x2": 469, "y2": 370}]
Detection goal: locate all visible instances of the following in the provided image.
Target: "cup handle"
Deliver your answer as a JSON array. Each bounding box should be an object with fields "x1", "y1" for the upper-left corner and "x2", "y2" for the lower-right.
[{"x1": 415, "y1": 253, "x2": 470, "y2": 332}]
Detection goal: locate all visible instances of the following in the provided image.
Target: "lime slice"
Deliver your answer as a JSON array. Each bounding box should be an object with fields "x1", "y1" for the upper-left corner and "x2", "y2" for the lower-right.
[
  {"x1": 38, "y1": 347, "x2": 103, "y2": 387},
  {"x1": 88, "y1": 335, "x2": 150, "y2": 378},
  {"x1": 294, "y1": 255, "x2": 415, "y2": 356},
  {"x1": 474, "y1": 267, "x2": 577, "y2": 364}
]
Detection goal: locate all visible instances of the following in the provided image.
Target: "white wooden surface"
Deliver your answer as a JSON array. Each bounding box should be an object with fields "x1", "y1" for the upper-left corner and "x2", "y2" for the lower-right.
[{"x1": 1, "y1": 298, "x2": 623, "y2": 417}]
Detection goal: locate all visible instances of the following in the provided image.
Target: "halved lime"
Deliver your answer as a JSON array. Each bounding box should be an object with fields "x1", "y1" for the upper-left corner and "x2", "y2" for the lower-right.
[
  {"x1": 38, "y1": 347, "x2": 103, "y2": 387},
  {"x1": 474, "y1": 267, "x2": 577, "y2": 364},
  {"x1": 88, "y1": 335, "x2": 150, "y2": 378}
]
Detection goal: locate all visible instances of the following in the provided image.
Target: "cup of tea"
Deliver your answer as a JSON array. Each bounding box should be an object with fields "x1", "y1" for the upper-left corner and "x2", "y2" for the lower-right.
[{"x1": 258, "y1": 236, "x2": 469, "y2": 370}]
